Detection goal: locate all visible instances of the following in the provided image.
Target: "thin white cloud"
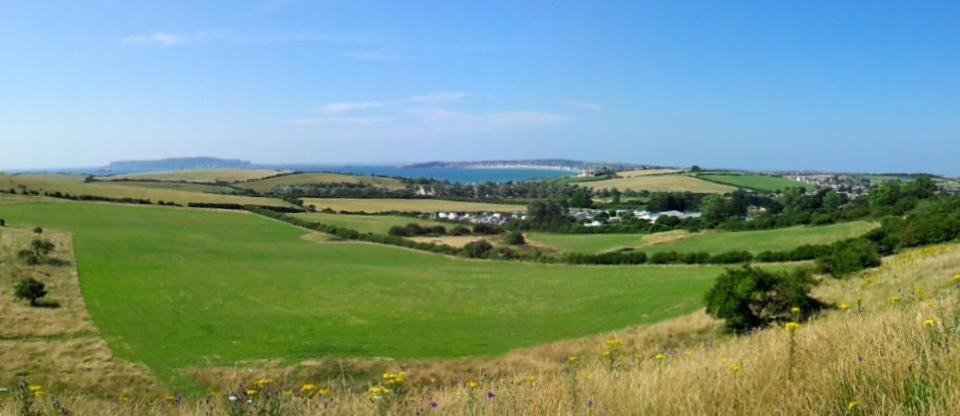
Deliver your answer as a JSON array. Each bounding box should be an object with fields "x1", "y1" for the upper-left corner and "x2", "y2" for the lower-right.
[
  {"x1": 121, "y1": 31, "x2": 227, "y2": 47},
  {"x1": 562, "y1": 100, "x2": 603, "y2": 111},
  {"x1": 121, "y1": 30, "x2": 367, "y2": 48},
  {"x1": 318, "y1": 92, "x2": 468, "y2": 114}
]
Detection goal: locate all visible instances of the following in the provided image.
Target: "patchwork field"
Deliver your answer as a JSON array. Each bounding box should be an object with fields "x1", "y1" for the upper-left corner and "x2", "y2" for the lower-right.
[
  {"x1": 103, "y1": 169, "x2": 283, "y2": 183},
  {"x1": 0, "y1": 202, "x2": 729, "y2": 388},
  {"x1": 529, "y1": 221, "x2": 876, "y2": 254},
  {"x1": 302, "y1": 198, "x2": 525, "y2": 213},
  {"x1": 290, "y1": 212, "x2": 449, "y2": 234},
  {"x1": 0, "y1": 174, "x2": 292, "y2": 208},
  {"x1": 696, "y1": 173, "x2": 815, "y2": 192},
  {"x1": 239, "y1": 172, "x2": 405, "y2": 193},
  {"x1": 582, "y1": 174, "x2": 736, "y2": 194},
  {"x1": 617, "y1": 168, "x2": 684, "y2": 177}
]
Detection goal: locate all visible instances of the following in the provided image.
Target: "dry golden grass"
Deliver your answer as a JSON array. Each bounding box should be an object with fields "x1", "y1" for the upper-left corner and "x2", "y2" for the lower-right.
[
  {"x1": 6, "y1": 243, "x2": 960, "y2": 415},
  {"x1": 105, "y1": 169, "x2": 284, "y2": 183},
  {"x1": 583, "y1": 174, "x2": 736, "y2": 193},
  {"x1": 617, "y1": 168, "x2": 683, "y2": 177},
  {"x1": 0, "y1": 226, "x2": 157, "y2": 396},
  {"x1": 406, "y1": 235, "x2": 498, "y2": 248}
]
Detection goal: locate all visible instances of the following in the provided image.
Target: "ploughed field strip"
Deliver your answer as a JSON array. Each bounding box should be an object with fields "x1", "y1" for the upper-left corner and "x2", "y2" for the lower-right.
[
  {"x1": 528, "y1": 221, "x2": 877, "y2": 255},
  {"x1": 581, "y1": 174, "x2": 737, "y2": 194},
  {"x1": 0, "y1": 201, "x2": 726, "y2": 385}
]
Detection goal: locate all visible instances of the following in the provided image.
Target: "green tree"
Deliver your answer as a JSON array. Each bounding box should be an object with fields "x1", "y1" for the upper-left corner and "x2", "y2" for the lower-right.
[
  {"x1": 705, "y1": 266, "x2": 824, "y2": 333},
  {"x1": 816, "y1": 239, "x2": 881, "y2": 277},
  {"x1": 568, "y1": 189, "x2": 593, "y2": 209},
  {"x1": 903, "y1": 176, "x2": 937, "y2": 199},
  {"x1": 503, "y1": 231, "x2": 526, "y2": 245},
  {"x1": 463, "y1": 240, "x2": 494, "y2": 258},
  {"x1": 15, "y1": 278, "x2": 47, "y2": 307}
]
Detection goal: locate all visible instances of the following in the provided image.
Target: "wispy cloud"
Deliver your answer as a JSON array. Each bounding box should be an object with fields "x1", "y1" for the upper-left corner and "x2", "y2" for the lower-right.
[
  {"x1": 318, "y1": 92, "x2": 468, "y2": 114},
  {"x1": 562, "y1": 100, "x2": 603, "y2": 111},
  {"x1": 286, "y1": 92, "x2": 570, "y2": 137},
  {"x1": 121, "y1": 30, "x2": 229, "y2": 47},
  {"x1": 121, "y1": 30, "x2": 368, "y2": 48}
]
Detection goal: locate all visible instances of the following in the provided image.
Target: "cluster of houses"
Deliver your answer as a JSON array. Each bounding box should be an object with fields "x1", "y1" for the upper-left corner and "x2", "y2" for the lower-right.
[
  {"x1": 431, "y1": 211, "x2": 519, "y2": 225},
  {"x1": 572, "y1": 208, "x2": 702, "y2": 227}
]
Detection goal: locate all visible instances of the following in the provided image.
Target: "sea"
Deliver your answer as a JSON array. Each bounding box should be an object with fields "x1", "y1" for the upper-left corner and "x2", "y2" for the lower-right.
[{"x1": 267, "y1": 164, "x2": 578, "y2": 184}]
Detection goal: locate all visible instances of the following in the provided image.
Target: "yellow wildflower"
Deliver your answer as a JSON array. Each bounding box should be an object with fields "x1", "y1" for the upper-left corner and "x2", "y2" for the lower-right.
[
  {"x1": 281, "y1": 390, "x2": 293, "y2": 398},
  {"x1": 655, "y1": 353, "x2": 666, "y2": 362},
  {"x1": 685, "y1": 350, "x2": 694, "y2": 358},
  {"x1": 255, "y1": 378, "x2": 273, "y2": 388},
  {"x1": 889, "y1": 295, "x2": 901, "y2": 304},
  {"x1": 924, "y1": 319, "x2": 936, "y2": 328},
  {"x1": 383, "y1": 371, "x2": 407, "y2": 386},
  {"x1": 847, "y1": 400, "x2": 860, "y2": 411},
  {"x1": 526, "y1": 375, "x2": 537, "y2": 383},
  {"x1": 790, "y1": 306, "x2": 801, "y2": 316},
  {"x1": 164, "y1": 395, "x2": 176, "y2": 402},
  {"x1": 839, "y1": 303, "x2": 849, "y2": 312},
  {"x1": 367, "y1": 386, "x2": 389, "y2": 402},
  {"x1": 953, "y1": 274, "x2": 960, "y2": 283},
  {"x1": 605, "y1": 338, "x2": 623, "y2": 349},
  {"x1": 300, "y1": 383, "x2": 319, "y2": 395},
  {"x1": 246, "y1": 389, "x2": 258, "y2": 397},
  {"x1": 730, "y1": 363, "x2": 742, "y2": 374},
  {"x1": 785, "y1": 322, "x2": 801, "y2": 333},
  {"x1": 567, "y1": 354, "x2": 580, "y2": 364},
  {"x1": 27, "y1": 385, "x2": 42, "y2": 393},
  {"x1": 317, "y1": 387, "x2": 332, "y2": 398},
  {"x1": 466, "y1": 380, "x2": 479, "y2": 390}
]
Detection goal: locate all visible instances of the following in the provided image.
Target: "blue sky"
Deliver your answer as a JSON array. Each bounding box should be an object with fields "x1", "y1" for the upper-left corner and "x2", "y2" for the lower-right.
[{"x1": 1, "y1": 1, "x2": 958, "y2": 174}]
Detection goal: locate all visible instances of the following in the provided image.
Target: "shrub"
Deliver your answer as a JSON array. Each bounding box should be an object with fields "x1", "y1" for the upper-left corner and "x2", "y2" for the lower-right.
[
  {"x1": 472, "y1": 223, "x2": 502, "y2": 235},
  {"x1": 463, "y1": 240, "x2": 494, "y2": 258},
  {"x1": 705, "y1": 266, "x2": 824, "y2": 333},
  {"x1": 450, "y1": 225, "x2": 471, "y2": 236},
  {"x1": 503, "y1": 231, "x2": 526, "y2": 245},
  {"x1": 816, "y1": 238, "x2": 881, "y2": 278},
  {"x1": 15, "y1": 278, "x2": 47, "y2": 307}
]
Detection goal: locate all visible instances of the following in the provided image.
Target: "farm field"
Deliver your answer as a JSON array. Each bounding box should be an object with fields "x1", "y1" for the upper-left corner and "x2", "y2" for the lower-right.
[
  {"x1": 302, "y1": 198, "x2": 525, "y2": 213},
  {"x1": 582, "y1": 174, "x2": 736, "y2": 194},
  {"x1": 696, "y1": 173, "x2": 815, "y2": 192},
  {"x1": 0, "y1": 201, "x2": 731, "y2": 388},
  {"x1": 0, "y1": 174, "x2": 292, "y2": 208},
  {"x1": 618, "y1": 168, "x2": 684, "y2": 177},
  {"x1": 97, "y1": 180, "x2": 235, "y2": 194},
  {"x1": 290, "y1": 212, "x2": 450, "y2": 234},
  {"x1": 239, "y1": 172, "x2": 405, "y2": 193},
  {"x1": 529, "y1": 221, "x2": 876, "y2": 254},
  {"x1": 103, "y1": 169, "x2": 283, "y2": 183}
]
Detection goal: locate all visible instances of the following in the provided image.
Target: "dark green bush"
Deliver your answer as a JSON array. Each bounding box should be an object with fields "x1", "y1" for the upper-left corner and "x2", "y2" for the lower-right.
[{"x1": 705, "y1": 266, "x2": 824, "y2": 333}]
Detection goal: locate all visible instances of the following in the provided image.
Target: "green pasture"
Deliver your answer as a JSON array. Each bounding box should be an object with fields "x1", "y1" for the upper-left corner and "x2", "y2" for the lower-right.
[
  {"x1": 239, "y1": 173, "x2": 405, "y2": 193},
  {"x1": 529, "y1": 221, "x2": 876, "y2": 255},
  {"x1": 291, "y1": 212, "x2": 450, "y2": 234},
  {"x1": 696, "y1": 173, "x2": 815, "y2": 192},
  {"x1": 0, "y1": 202, "x2": 731, "y2": 388},
  {"x1": 301, "y1": 198, "x2": 524, "y2": 213}
]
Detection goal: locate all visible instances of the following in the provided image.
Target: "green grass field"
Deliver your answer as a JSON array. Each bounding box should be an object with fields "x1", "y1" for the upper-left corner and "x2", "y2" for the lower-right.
[
  {"x1": 302, "y1": 198, "x2": 525, "y2": 213},
  {"x1": 529, "y1": 221, "x2": 876, "y2": 254},
  {"x1": 104, "y1": 169, "x2": 283, "y2": 183},
  {"x1": 0, "y1": 201, "x2": 731, "y2": 387},
  {"x1": 239, "y1": 172, "x2": 405, "y2": 193},
  {"x1": 291, "y1": 212, "x2": 450, "y2": 234},
  {"x1": 98, "y1": 180, "x2": 236, "y2": 194},
  {"x1": 696, "y1": 173, "x2": 815, "y2": 193},
  {"x1": 0, "y1": 174, "x2": 292, "y2": 208},
  {"x1": 582, "y1": 174, "x2": 736, "y2": 194}
]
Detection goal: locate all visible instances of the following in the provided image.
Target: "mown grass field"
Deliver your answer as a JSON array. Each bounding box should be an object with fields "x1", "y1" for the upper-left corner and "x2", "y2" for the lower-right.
[
  {"x1": 529, "y1": 221, "x2": 876, "y2": 254},
  {"x1": 0, "y1": 174, "x2": 292, "y2": 208},
  {"x1": 696, "y1": 173, "x2": 815, "y2": 192},
  {"x1": 0, "y1": 201, "x2": 728, "y2": 388},
  {"x1": 239, "y1": 172, "x2": 405, "y2": 193},
  {"x1": 290, "y1": 212, "x2": 450, "y2": 234},
  {"x1": 301, "y1": 198, "x2": 525, "y2": 213},
  {"x1": 103, "y1": 169, "x2": 283, "y2": 183},
  {"x1": 582, "y1": 174, "x2": 736, "y2": 194}
]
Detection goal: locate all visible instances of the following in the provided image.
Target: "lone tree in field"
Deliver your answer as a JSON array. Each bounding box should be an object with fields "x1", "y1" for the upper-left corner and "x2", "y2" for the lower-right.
[
  {"x1": 33, "y1": 226, "x2": 43, "y2": 236},
  {"x1": 705, "y1": 266, "x2": 825, "y2": 333},
  {"x1": 15, "y1": 278, "x2": 48, "y2": 307},
  {"x1": 18, "y1": 237, "x2": 55, "y2": 266},
  {"x1": 0, "y1": 218, "x2": 5, "y2": 227}
]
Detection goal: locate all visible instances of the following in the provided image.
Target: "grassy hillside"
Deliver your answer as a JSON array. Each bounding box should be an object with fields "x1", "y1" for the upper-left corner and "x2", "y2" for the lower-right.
[
  {"x1": 0, "y1": 174, "x2": 292, "y2": 207},
  {"x1": 0, "y1": 202, "x2": 729, "y2": 388},
  {"x1": 582, "y1": 174, "x2": 736, "y2": 193},
  {"x1": 302, "y1": 198, "x2": 524, "y2": 213},
  {"x1": 696, "y1": 173, "x2": 815, "y2": 192},
  {"x1": 103, "y1": 169, "x2": 283, "y2": 183},
  {"x1": 290, "y1": 212, "x2": 450, "y2": 234},
  {"x1": 239, "y1": 172, "x2": 405, "y2": 193},
  {"x1": 529, "y1": 221, "x2": 876, "y2": 254}
]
